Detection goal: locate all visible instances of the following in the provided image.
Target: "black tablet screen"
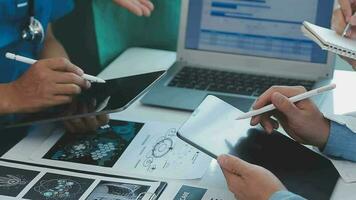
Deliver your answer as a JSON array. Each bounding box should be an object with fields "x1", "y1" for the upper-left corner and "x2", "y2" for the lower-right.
[{"x1": 1, "y1": 70, "x2": 165, "y2": 128}]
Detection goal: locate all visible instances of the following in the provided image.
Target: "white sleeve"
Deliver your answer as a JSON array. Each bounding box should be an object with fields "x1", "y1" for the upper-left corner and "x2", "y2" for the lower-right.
[{"x1": 323, "y1": 112, "x2": 356, "y2": 133}]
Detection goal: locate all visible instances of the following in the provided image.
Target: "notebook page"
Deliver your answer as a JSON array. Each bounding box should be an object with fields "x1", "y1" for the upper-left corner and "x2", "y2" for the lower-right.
[
  {"x1": 301, "y1": 26, "x2": 326, "y2": 48},
  {"x1": 304, "y1": 21, "x2": 356, "y2": 53}
]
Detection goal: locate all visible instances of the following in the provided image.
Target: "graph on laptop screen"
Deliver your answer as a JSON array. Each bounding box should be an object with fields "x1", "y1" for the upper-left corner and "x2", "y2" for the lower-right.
[{"x1": 185, "y1": 0, "x2": 334, "y2": 63}]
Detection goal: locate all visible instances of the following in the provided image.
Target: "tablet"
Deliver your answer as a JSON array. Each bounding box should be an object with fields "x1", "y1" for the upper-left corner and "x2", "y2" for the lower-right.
[
  {"x1": 2, "y1": 70, "x2": 166, "y2": 128},
  {"x1": 177, "y1": 96, "x2": 339, "y2": 199},
  {"x1": 177, "y1": 95, "x2": 251, "y2": 158}
]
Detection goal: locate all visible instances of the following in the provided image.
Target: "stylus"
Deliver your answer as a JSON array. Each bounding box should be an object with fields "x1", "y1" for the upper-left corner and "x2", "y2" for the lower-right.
[
  {"x1": 5, "y1": 52, "x2": 106, "y2": 83},
  {"x1": 342, "y1": 23, "x2": 351, "y2": 37},
  {"x1": 235, "y1": 83, "x2": 336, "y2": 120},
  {"x1": 342, "y1": 13, "x2": 356, "y2": 37}
]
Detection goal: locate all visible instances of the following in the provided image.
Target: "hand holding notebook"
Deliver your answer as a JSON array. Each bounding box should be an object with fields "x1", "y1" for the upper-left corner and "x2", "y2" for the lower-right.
[{"x1": 302, "y1": 21, "x2": 356, "y2": 59}]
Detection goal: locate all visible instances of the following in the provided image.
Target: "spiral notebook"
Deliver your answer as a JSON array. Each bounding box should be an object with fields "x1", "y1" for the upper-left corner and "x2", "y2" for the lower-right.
[{"x1": 302, "y1": 21, "x2": 356, "y2": 59}]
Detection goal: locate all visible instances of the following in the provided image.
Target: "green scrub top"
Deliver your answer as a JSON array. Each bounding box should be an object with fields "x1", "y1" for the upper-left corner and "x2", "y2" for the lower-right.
[{"x1": 92, "y1": 0, "x2": 181, "y2": 67}]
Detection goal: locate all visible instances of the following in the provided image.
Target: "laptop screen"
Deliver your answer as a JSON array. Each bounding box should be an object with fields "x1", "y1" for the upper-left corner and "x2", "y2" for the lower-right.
[{"x1": 185, "y1": 0, "x2": 335, "y2": 64}]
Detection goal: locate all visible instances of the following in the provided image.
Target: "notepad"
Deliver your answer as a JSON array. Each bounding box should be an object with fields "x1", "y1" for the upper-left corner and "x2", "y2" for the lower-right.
[{"x1": 302, "y1": 21, "x2": 356, "y2": 59}]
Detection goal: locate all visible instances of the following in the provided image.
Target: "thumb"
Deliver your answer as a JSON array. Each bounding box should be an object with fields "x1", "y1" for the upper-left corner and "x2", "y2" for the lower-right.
[
  {"x1": 217, "y1": 154, "x2": 250, "y2": 175},
  {"x1": 271, "y1": 92, "x2": 300, "y2": 119}
]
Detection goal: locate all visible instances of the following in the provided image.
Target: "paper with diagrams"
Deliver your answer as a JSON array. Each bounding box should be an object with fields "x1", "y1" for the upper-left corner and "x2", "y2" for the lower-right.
[
  {"x1": 2, "y1": 119, "x2": 212, "y2": 180},
  {"x1": 0, "y1": 160, "x2": 160, "y2": 200}
]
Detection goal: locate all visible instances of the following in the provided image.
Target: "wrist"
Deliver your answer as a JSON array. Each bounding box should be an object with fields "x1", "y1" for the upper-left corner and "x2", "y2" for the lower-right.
[
  {"x1": 318, "y1": 117, "x2": 331, "y2": 150},
  {"x1": 0, "y1": 83, "x2": 24, "y2": 114},
  {"x1": 0, "y1": 83, "x2": 18, "y2": 114}
]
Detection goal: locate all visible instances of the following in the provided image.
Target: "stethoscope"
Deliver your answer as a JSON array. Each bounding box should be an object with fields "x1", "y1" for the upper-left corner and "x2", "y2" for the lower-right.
[{"x1": 21, "y1": 0, "x2": 44, "y2": 44}]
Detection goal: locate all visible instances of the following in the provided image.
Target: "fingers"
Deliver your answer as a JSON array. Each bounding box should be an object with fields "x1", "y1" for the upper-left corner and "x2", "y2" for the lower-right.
[
  {"x1": 270, "y1": 92, "x2": 301, "y2": 118},
  {"x1": 217, "y1": 154, "x2": 251, "y2": 175},
  {"x1": 68, "y1": 103, "x2": 95, "y2": 133},
  {"x1": 63, "y1": 121, "x2": 76, "y2": 133},
  {"x1": 339, "y1": 0, "x2": 353, "y2": 21},
  {"x1": 116, "y1": 0, "x2": 143, "y2": 16},
  {"x1": 63, "y1": 100, "x2": 109, "y2": 134},
  {"x1": 54, "y1": 84, "x2": 81, "y2": 95},
  {"x1": 37, "y1": 58, "x2": 90, "y2": 90},
  {"x1": 253, "y1": 86, "x2": 306, "y2": 110},
  {"x1": 65, "y1": 116, "x2": 106, "y2": 134},
  {"x1": 132, "y1": 0, "x2": 150, "y2": 16},
  {"x1": 138, "y1": 0, "x2": 154, "y2": 16},
  {"x1": 139, "y1": 0, "x2": 154, "y2": 11},
  {"x1": 66, "y1": 118, "x2": 87, "y2": 133},
  {"x1": 344, "y1": 25, "x2": 356, "y2": 39},
  {"x1": 333, "y1": 8, "x2": 356, "y2": 38},
  {"x1": 221, "y1": 168, "x2": 243, "y2": 195},
  {"x1": 52, "y1": 95, "x2": 73, "y2": 105},
  {"x1": 250, "y1": 86, "x2": 305, "y2": 127},
  {"x1": 259, "y1": 116, "x2": 279, "y2": 134},
  {"x1": 40, "y1": 58, "x2": 84, "y2": 76},
  {"x1": 83, "y1": 116, "x2": 100, "y2": 132},
  {"x1": 54, "y1": 72, "x2": 90, "y2": 89},
  {"x1": 97, "y1": 114, "x2": 110, "y2": 126},
  {"x1": 333, "y1": 9, "x2": 348, "y2": 35},
  {"x1": 113, "y1": 0, "x2": 153, "y2": 16}
]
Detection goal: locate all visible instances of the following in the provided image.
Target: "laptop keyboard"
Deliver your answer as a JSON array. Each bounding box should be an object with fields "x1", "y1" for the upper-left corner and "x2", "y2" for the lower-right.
[{"x1": 167, "y1": 66, "x2": 315, "y2": 97}]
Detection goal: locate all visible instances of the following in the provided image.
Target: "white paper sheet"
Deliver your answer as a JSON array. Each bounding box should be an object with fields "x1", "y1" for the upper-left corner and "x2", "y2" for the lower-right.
[
  {"x1": 114, "y1": 121, "x2": 212, "y2": 179},
  {"x1": 3, "y1": 119, "x2": 211, "y2": 180},
  {"x1": 329, "y1": 159, "x2": 356, "y2": 183},
  {"x1": 0, "y1": 161, "x2": 160, "y2": 200}
]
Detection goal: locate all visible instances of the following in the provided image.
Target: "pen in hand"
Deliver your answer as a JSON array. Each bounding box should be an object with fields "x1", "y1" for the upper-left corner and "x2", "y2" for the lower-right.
[
  {"x1": 342, "y1": 13, "x2": 356, "y2": 37},
  {"x1": 341, "y1": 23, "x2": 351, "y2": 37},
  {"x1": 342, "y1": 23, "x2": 351, "y2": 37},
  {"x1": 235, "y1": 84, "x2": 336, "y2": 120},
  {"x1": 5, "y1": 53, "x2": 106, "y2": 83}
]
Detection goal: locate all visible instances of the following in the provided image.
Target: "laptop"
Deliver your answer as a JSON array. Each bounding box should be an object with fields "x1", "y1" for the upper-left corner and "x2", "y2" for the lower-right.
[{"x1": 142, "y1": 0, "x2": 336, "y2": 112}]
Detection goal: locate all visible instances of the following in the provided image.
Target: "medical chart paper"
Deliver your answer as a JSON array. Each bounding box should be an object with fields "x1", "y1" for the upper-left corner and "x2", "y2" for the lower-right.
[
  {"x1": 0, "y1": 160, "x2": 160, "y2": 200},
  {"x1": 2, "y1": 119, "x2": 211, "y2": 180}
]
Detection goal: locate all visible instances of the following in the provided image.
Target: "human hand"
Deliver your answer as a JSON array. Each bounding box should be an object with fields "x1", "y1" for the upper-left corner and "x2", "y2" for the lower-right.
[
  {"x1": 113, "y1": 0, "x2": 154, "y2": 17},
  {"x1": 333, "y1": 0, "x2": 356, "y2": 69},
  {"x1": 7, "y1": 58, "x2": 90, "y2": 113},
  {"x1": 218, "y1": 154, "x2": 285, "y2": 200},
  {"x1": 63, "y1": 99, "x2": 110, "y2": 134},
  {"x1": 250, "y1": 86, "x2": 330, "y2": 149}
]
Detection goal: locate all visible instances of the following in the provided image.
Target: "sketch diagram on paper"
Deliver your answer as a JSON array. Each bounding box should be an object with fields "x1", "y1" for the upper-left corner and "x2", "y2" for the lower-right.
[
  {"x1": 0, "y1": 161, "x2": 162, "y2": 200},
  {"x1": 43, "y1": 120, "x2": 144, "y2": 167},
  {"x1": 86, "y1": 181, "x2": 151, "y2": 200},
  {"x1": 141, "y1": 127, "x2": 203, "y2": 173},
  {"x1": 34, "y1": 179, "x2": 81, "y2": 199},
  {"x1": 0, "y1": 174, "x2": 27, "y2": 188},
  {"x1": 30, "y1": 120, "x2": 210, "y2": 179},
  {"x1": 23, "y1": 173, "x2": 94, "y2": 200},
  {"x1": 152, "y1": 135, "x2": 174, "y2": 158},
  {"x1": 117, "y1": 122, "x2": 212, "y2": 179},
  {"x1": 0, "y1": 166, "x2": 39, "y2": 197}
]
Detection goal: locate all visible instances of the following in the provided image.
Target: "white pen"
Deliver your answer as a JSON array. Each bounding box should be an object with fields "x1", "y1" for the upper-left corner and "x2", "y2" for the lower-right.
[
  {"x1": 235, "y1": 83, "x2": 336, "y2": 120},
  {"x1": 342, "y1": 13, "x2": 356, "y2": 37},
  {"x1": 342, "y1": 23, "x2": 351, "y2": 37},
  {"x1": 5, "y1": 52, "x2": 106, "y2": 83}
]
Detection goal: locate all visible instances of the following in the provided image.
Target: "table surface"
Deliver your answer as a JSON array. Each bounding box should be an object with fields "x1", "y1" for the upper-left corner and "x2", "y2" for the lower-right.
[{"x1": 98, "y1": 47, "x2": 356, "y2": 199}]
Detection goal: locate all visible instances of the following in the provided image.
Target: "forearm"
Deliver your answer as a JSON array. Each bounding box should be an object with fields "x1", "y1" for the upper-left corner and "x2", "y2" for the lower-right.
[
  {"x1": 0, "y1": 84, "x2": 18, "y2": 115},
  {"x1": 40, "y1": 38, "x2": 68, "y2": 59},
  {"x1": 40, "y1": 24, "x2": 69, "y2": 59}
]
